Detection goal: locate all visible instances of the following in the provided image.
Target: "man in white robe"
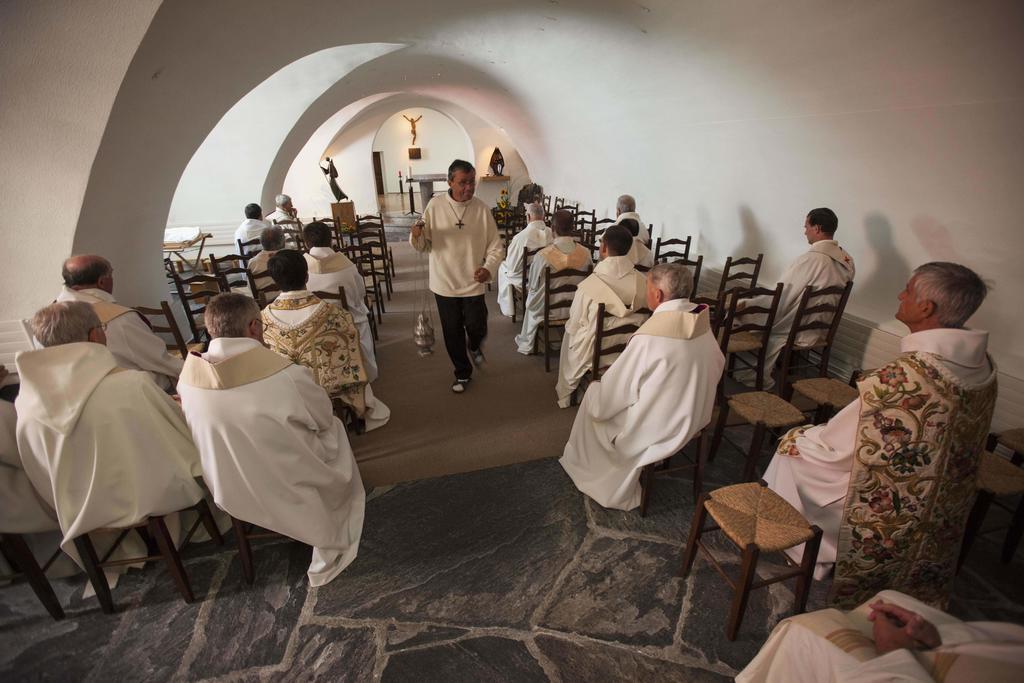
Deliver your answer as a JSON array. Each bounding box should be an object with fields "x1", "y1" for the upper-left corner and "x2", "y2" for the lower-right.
[
  {"x1": 560, "y1": 263, "x2": 725, "y2": 510},
  {"x1": 615, "y1": 194, "x2": 650, "y2": 244},
  {"x1": 234, "y1": 203, "x2": 271, "y2": 254},
  {"x1": 555, "y1": 225, "x2": 648, "y2": 408},
  {"x1": 301, "y1": 220, "x2": 378, "y2": 382},
  {"x1": 266, "y1": 193, "x2": 299, "y2": 225},
  {"x1": 410, "y1": 159, "x2": 504, "y2": 393},
  {"x1": 738, "y1": 589, "x2": 1024, "y2": 682},
  {"x1": 747, "y1": 207, "x2": 855, "y2": 388},
  {"x1": 246, "y1": 225, "x2": 284, "y2": 304},
  {"x1": 15, "y1": 301, "x2": 207, "y2": 583},
  {"x1": 55, "y1": 254, "x2": 183, "y2": 391},
  {"x1": 262, "y1": 250, "x2": 390, "y2": 431},
  {"x1": 515, "y1": 209, "x2": 594, "y2": 354},
  {"x1": 617, "y1": 218, "x2": 655, "y2": 268},
  {"x1": 177, "y1": 293, "x2": 365, "y2": 586},
  {"x1": 764, "y1": 262, "x2": 995, "y2": 578},
  {"x1": 497, "y1": 202, "x2": 552, "y2": 316}
]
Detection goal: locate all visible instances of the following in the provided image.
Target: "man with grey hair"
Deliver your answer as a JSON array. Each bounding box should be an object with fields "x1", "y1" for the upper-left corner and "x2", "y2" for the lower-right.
[
  {"x1": 177, "y1": 293, "x2": 366, "y2": 586},
  {"x1": 266, "y1": 193, "x2": 299, "y2": 225},
  {"x1": 497, "y1": 201, "x2": 552, "y2": 317},
  {"x1": 246, "y1": 226, "x2": 286, "y2": 302},
  {"x1": 560, "y1": 263, "x2": 725, "y2": 510},
  {"x1": 55, "y1": 254, "x2": 184, "y2": 390},
  {"x1": 615, "y1": 194, "x2": 650, "y2": 245},
  {"x1": 15, "y1": 301, "x2": 209, "y2": 592},
  {"x1": 763, "y1": 262, "x2": 995, "y2": 579}
]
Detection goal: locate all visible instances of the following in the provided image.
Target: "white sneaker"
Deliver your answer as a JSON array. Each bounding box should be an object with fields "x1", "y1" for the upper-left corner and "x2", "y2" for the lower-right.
[{"x1": 451, "y1": 379, "x2": 471, "y2": 393}]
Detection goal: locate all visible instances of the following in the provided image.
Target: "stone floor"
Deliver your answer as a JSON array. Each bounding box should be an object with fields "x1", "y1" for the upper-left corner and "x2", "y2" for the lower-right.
[{"x1": 2, "y1": 453, "x2": 1022, "y2": 681}]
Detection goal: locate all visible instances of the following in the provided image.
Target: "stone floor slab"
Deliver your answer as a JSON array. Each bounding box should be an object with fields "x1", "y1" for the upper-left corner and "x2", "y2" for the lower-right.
[
  {"x1": 586, "y1": 477, "x2": 693, "y2": 544},
  {"x1": 381, "y1": 636, "x2": 547, "y2": 683},
  {"x1": 678, "y1": 563, "x2": 775, "y2": 671},
  {"x1": 277, "y1": 624, "x2": 377, "y2": 681},
  {"x1": 535, "y1": 634, "x2": 730, "y2": 682},
  {"x1": 385, "y1": 623, "x2": 470, "y2": 652},
  {"x1": 315, "y1": 459, "x2": 586, "y2": 629},
  {"x1": 188, "y1": 542, "x2": 309, "y2": 678},
  {"x1": 538, "y1": 535, "x2": 684, "y2": 647}
]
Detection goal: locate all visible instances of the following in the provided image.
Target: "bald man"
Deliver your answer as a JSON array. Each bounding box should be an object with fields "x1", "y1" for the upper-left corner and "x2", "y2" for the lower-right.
[{"x1": 55, "y1": 255, "x2": 183, "y2": 390}]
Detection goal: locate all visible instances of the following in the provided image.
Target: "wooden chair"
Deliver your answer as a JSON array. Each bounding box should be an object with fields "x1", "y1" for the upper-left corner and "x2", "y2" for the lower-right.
[
  {"x1": 639, "y1": 427, "x2": 713, "y2": 518},
  {"x1": 591, "y1": 303, "x2": 652, "y2": 380},
  {"x1": 574, "y1": 209, "x2": 596, "y2": 238},
  {"x1": 209, "y1": 253, "x2": 258, "y2": 298},
  {"x1": 540, "y1": 266, "x2": 591, "y2": 372},
  {"x1": 716, "y1": 254, "x2": 763, "y2": 303},
  {"x1": 246, "y1": 270, "x2": 280, "y2": 309},
  {"x1": 717, "y1": 283, "x2": 785, "y2": 391},
  {"x1": 357, "y1": 214, "x2": 395, "y2": 280},
  {"x1": 680, "y1": 481, "x2": 822, "y2": 640},
  {"x1": 229, "y1": 516, "x2": 289, "y2": 585},
  {"x1": 133, "y1": 301, "x2": 193, "y2": 360},
  {"x1": 589, "y1": 218, "x2": 616, "y2": 246},
  {"x1": 0, "y1": 533, "x2": 65, "y2": 620},
  {"x1": 311, "y1": 286, "x2": 349, "y2": 312},
  {"x1": 654, "y1": 236, "x2": 692, "y2": 264},
  {"x1": 353, "y1": 225, "x2": 393, "y2": 299},
  {"x1": 512, "y1": 245, "x2": 544, "y2": 323},
  {"x1": 542, "y1": 194, "x2": 552, "y2": 215},
  {"x1": 784, "y1": 281, "x2": 856, "y2": 415},
  {"x1": 707, "y1": 282, "x2": 851, "y2": 482},
  {"x1": 74, "y1": 499, "x2": 223, "y2": 613},
  {"x1": 273, "y1": 219, "x2": 304, "y2": 251},
  {"x1": 959, "y1": 431, "x2": 1024, "y2": 567},
  {"x1": 168, "y1": 270, "x2": 224, "y2": 343},
  {"x1": 341, "y1": 245, "x2": 384, "y2": 323},
  {"x1": 237, "y1": 237, "x2": 262, "y2": 257}
]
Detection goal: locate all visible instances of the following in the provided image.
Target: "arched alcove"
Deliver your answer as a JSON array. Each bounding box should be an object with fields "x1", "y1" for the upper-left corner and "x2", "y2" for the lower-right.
[{"x1": 372, "y1": 108, "x2": 472, "y2": 194}]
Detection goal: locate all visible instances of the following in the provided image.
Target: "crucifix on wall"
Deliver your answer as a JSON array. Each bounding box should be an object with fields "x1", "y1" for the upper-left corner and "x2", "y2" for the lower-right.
[{"x1": 403, "y1": 114, "x2": 423, "y2": 145}]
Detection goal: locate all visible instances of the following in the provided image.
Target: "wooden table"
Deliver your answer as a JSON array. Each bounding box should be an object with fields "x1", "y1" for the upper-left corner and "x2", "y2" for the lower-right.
[
  {"x1": 163, "y1": 228, "x2": 213, "y2": 272},
  {"x1": 408, "y1": 173, "x2": 448, "y2": 213}
]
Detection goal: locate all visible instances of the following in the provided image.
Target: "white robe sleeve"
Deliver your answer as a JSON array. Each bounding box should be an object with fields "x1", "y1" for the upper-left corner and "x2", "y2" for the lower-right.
[
  {"x1": 584, "y1": 341, "x2": 644, "y2": 422},
  {"x1": 105, "y1": 313, "x2": 184, "y2": 386}
]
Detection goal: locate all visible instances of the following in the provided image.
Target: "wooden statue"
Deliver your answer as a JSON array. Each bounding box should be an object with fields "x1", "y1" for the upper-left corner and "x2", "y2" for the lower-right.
[
  {"x1": 488, "y1": 147, "x2": 506, "y2": 176},
  {"x1": 403, "y1": 115, "x2": 423, "y2": 145},
  {"x1": 320, "y1": 157, "x2": 348, "y2": 201}
]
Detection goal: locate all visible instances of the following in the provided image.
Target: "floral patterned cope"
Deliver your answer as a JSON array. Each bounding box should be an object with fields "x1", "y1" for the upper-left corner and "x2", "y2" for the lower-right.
[
  {"x1": 829, "y1": 351, "x2": 997, "y2": 609},
  {"x1": 262, "y1": 295, "x2": 368, "y2": 415}
]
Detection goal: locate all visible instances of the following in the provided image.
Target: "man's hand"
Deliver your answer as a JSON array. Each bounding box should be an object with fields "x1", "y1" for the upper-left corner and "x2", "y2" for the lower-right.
[
  {"x1": 868, "y1": 600, "x2": 941, "y2": 654},
  {"x1": 411, "y1": 219, "x2": 425, "y2": 239},
  {"x1": 473, "y1": 267, "x2": 491, "y2": 284}
]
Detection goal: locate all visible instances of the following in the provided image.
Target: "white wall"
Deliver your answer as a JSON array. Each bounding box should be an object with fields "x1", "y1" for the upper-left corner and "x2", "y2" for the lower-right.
[{"x1": 372, "y1": 108, "x2": 472, "y2": 194}]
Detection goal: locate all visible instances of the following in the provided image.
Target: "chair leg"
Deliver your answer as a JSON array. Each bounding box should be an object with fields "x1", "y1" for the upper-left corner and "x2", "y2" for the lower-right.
[
  {"x1": 544, "y1": 324, "x2": 551, "y2": 372},
  {"x1": 195, "y1": 499, "x2": 225, "y2": 546},
  {"x1": 708, "y1": 404, "x2": 729, "y2": 464},
  {"x1": 639, "y1": 464, "x2": 653, "y2": 518},
  {"x1": 73, "y1": 534, "x2": 115, "y2": 614},
  {"x1": 1001, "y1": 496, "x2": 1024, "y2": 563},
  {"x1": 727, "y1": 543, "x2": 760, "y2": 641},
  {"x1": 0, "y1": 533, "x2": 65, "y2": 620},
  {"x1": 232, "y1": 516, "x2": 256, "y2": 584},
  {"x1": 794, "y1": 525, "x2": 823, "y2": 614},
  {"x1": 693, "y1": 429, "x2": 708, "y2": 501},
  {"x1": 148, "y1": 516, "x2": 194, "y2": 603},
  {"x1": 958, "y1": 489, "x2": 994, "y2": 571},
  {"x1": 679, "y1": 493, "x2": 709, "y2": 577},
  {"x1": 812, "y1": 403, "x2": 831, "y2": 425},
  {"x1": 743, "y1": 422, "x2": 767, "y2": 482}
]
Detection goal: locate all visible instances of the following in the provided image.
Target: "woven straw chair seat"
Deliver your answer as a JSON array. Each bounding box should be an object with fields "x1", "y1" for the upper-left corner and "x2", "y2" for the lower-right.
[
  {"x1": 998, "y1": 428, "x2": 1024, "y2": 455},
  {"x1": 792, "y1": 377, "x2": 859, "y2": 408},
  {"x1": 727, "y1": 331, "x2": 763, "y2": 354},
  {"x1": 705, "y1": 483, "x2": 815, "y2": 552},
  {"x1": 978, "y1": 451, "x2": 1024, "y2": 496},
  {"x1": 728, "y1": 391, "x2": 805, "y2": 428}
]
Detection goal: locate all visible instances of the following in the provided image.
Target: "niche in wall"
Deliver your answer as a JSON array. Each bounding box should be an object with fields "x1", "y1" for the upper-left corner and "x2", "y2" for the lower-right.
[{"x1": 372, "y1": 107, "x2": 472, "y2": 193}]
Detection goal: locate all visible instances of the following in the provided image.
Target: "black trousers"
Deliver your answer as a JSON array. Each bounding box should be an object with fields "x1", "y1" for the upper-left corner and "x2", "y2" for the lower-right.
[{"x1": 434, "y1": 293, "x2": 488, "y2": 380}]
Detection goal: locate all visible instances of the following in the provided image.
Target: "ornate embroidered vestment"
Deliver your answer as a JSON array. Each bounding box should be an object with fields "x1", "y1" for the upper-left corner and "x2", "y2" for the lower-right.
[
  {"x1": 261, "y1": 295, "x2": 368, "y2": 415},
  {"x1": 829, "y1": 351, "x2": 997, "y2": 608}
]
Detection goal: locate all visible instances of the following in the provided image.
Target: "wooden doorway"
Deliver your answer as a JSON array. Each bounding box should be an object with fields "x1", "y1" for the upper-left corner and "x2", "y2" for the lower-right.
[{"x1": 372, "y1": 152, "x2": 385, "y2": 196}]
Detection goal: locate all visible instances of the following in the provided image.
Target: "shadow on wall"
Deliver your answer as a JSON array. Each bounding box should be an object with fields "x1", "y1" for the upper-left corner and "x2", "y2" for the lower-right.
[
  {"x1": 910, "y1": 215, "x2": 959, "y2": 262},
  {"x1": 861, "y1": 210, "x2": 913, "y2": 312},
  {"x1": 736, "y1": 205, "x2": 768, "y2": 265}
]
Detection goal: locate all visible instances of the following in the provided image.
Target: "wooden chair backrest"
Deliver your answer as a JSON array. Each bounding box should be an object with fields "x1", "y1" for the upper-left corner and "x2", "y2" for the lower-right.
[
  {"x1": 654, "y1": 236, "x2": 692, "y2": 263},
  {"x1": 312, "y1": 286, "x2": 348, "y2": 311},
  {"x1": 591, "y1": 303, "x2": 652, "y2": 380},
  {"x1": 717, "y1": 282, "x2": 785, "y2": 353},
  {"x1": 717, "y1": 253, "x2": 763, "y2": 300},
  {"x1": 209, "y1": 253, "x2": 257, "y2": 298},
  {"x1": 777, "y1": 281, "x2": 854, "y2": 396},
  {"x1": 168, "y1": 270, "x2": 223, "y2": 341},
  {"x1": 574, "y1": 209, "x2": 596, "y2": 235},
  {"x1": 521, "y1": 245, "x2": 545, "y2": 297},
  {"x1": 543, "y1": 266, "x2": 591, "y2": 322},
  {"x1": 237, "y1": 238, "x2": 262, "y2": 256},
  {"x1": 246, "y1": 270, "x2": 280, "y2": 308},
  {"x1": 132, "y1": 301, "x2": 188, "y2": 360}
]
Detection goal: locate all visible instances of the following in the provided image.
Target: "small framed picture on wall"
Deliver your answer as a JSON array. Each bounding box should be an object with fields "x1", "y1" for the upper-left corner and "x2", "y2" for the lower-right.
[{"x1": 408, "y1": 147, "x2": 422, "y2": 159}]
